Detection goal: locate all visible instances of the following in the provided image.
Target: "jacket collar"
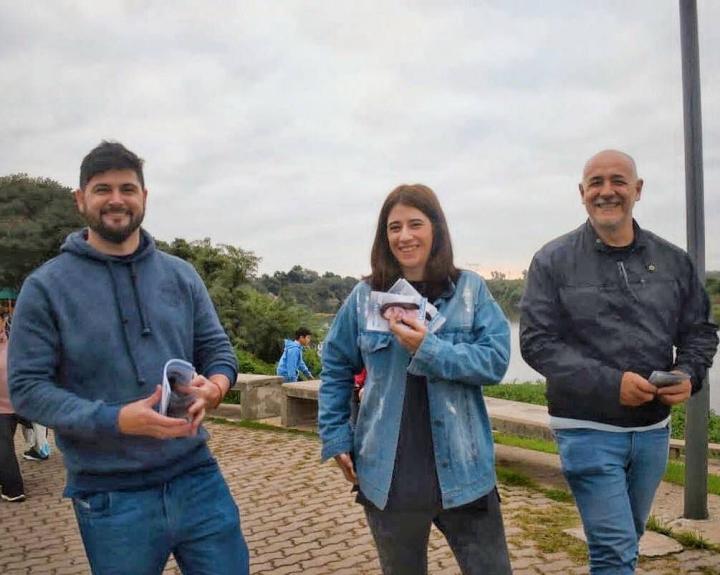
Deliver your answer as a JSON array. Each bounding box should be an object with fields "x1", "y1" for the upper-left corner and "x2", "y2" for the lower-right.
[{"x1": 584, "y1": 219, "x2": 647, "y2": 253}]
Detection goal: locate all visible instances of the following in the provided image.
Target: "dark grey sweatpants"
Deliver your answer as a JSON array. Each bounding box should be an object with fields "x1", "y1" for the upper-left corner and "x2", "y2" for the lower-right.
[{"x1": 364, "y1": 488, "x2": 512, "y2": 575}]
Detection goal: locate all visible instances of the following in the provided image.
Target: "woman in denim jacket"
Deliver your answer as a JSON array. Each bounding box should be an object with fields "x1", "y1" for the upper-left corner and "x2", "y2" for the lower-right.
[{"x1": 318, "y1": 184, "x2": 513, "y2": 575}]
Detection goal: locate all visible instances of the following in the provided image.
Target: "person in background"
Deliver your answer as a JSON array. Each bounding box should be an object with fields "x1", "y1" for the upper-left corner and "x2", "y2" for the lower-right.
[
  {"x1": 20, "y1": 419, "x2": 51, "y2": 461},
  {"x1": 276, "y1": 327, "x2": 314, "y2": 382},
  {"x1": 0, "y1": 316, "x2": 25, "y2": 502},
  {"x1": 520, "y1": 149, "x2": 719, "y2": 574},
  {"x1": 319, "y1": 184, "x2": 513, "y2": 575}
]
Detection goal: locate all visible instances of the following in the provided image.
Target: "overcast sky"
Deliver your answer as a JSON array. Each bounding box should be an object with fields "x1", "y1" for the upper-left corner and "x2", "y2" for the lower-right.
[{"x1": 1, "y1": 1, "x2": 718, "y2": 278}]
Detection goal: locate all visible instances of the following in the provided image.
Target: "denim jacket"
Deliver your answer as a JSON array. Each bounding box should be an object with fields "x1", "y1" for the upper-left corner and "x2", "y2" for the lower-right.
[{"x1": 318, "y1": 271, "x2": 510, "y2": 510}]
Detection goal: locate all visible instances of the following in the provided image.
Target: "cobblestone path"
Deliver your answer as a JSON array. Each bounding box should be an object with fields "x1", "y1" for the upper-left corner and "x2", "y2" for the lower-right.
[{"x1": 2, "y1": 421, "x2": 720, "y2": 574}]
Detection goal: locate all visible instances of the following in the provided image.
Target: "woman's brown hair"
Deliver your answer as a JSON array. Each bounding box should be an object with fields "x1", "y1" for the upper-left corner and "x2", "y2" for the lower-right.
[{"x1": 369, "y1": 184, "x2": 459, "y2": 292}]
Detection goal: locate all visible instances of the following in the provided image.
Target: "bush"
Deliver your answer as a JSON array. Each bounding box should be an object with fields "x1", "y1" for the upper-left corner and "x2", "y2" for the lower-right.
[
  {"x1": 235, "y1": 347, "x2": 275, "y2": 375},
  {"x1": 303, "y1": 347, "x2": 322, "y2": 378}
]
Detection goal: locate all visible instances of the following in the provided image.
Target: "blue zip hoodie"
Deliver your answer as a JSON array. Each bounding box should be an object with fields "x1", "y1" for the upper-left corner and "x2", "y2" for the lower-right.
[
  {"x1": 276, "y1": 339, "x2": 312, "y2": 382},
  {"x1": 8, "y1": 229, "x2": 237, "y2": 495}
]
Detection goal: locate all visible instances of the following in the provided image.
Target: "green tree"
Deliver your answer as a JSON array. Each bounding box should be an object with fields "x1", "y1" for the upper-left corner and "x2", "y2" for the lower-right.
[
  {"x1": 156, "y1": 238, "x2": 321, "y2": 366},
  {"x1": 256, "y1": 267, "x2": 358, "y2": 314},
  {"x1": 0, "y1": 174, "x2": 83, "y2": 289},
  {"x1": 485, "y1": 276, "x2": 525, "y2": 320}
]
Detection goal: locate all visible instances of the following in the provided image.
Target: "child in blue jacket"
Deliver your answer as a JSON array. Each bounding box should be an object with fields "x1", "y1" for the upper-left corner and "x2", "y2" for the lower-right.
[{"x1": 276, "y1": 327, "x2": 313, "y2": 382}]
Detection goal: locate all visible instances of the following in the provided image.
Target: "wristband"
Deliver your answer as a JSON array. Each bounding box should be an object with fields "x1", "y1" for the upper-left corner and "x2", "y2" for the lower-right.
[{"x1": 208, "y1": 380, "x2": 225, "y2": 409}]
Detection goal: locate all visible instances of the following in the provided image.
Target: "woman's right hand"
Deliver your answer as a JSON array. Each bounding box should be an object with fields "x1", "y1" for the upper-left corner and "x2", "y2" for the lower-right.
[{"x1": 334, "y1": 453, "x2": 358, "y2": 484}]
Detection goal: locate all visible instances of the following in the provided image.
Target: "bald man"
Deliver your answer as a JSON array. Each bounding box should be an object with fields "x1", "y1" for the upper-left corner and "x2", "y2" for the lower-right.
[{"x1": 520, "y1": 150, "x2": 718, "y2": 575}]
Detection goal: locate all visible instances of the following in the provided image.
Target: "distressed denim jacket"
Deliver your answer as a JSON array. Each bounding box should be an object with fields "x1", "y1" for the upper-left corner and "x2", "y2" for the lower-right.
[{"x1": 318, "y1": 271, "x2": 510, "y2": 510}]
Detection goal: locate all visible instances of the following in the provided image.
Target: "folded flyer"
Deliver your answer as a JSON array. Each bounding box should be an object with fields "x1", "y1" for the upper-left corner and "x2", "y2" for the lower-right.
[
  {"x1": 366, "y1": 291, "x2": 427, "y2": 332},
  {"x1": 387, "y1": 278, "x2": 446, "y2": 333},
  {"x1": 160, "y1": 358, "x2": 196, "y2": 420}
]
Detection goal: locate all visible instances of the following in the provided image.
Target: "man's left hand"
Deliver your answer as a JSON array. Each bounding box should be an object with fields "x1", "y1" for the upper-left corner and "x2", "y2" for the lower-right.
[
  {"x1": 656, "y1": 376, "x2": 692, "y2": 406},
  {"x1": 388, "y1": 315, "x2": 427, "y2": 354},
  {"x1": 180, "y1": 375, "x2": 226, "y2": 434}
]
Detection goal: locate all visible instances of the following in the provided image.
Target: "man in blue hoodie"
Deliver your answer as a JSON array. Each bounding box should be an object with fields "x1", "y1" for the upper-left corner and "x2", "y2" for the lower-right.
[
  {"x1": 276, "y1": 327, "x2": 314, "y2": 382},
  {"x1": 8, "y1": 141, "x2": 249, "y2": 575}
]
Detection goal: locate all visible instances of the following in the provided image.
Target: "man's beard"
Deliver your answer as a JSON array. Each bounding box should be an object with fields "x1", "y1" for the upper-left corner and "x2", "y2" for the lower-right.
[{"x1": 85, "y1": 207, "x2": 145, "y2": 244}]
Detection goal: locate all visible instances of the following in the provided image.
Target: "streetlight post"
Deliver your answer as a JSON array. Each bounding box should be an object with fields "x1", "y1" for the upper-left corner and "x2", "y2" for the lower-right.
[{"x1": 679, "y1": 0, "x2": 709, "y2": 520}]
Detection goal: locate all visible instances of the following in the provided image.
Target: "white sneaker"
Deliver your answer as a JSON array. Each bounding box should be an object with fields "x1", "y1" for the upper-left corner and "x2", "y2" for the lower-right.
[{"x1": 1, "y1": 493, "x2": 26, "y2": 503}]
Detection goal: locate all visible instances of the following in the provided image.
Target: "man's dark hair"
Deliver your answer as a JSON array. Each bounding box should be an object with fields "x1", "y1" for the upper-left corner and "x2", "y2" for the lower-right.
[
  {"x1": 295, "y1": 327, "x2": 312, "y2": 340},
  {"x1": 80, "y1": 141, "x2": 145, "y2": 190},
  {"x1": 369, "y1": 183, "x2": 459, "y2": 292}
]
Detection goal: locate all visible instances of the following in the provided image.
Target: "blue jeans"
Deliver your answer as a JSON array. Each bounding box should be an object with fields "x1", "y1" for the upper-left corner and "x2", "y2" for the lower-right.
[
  {"x1": 555, "y1": 426, "x2": 670, "y2": 575},
  {"x1": 72, "y1": 463, "x2": 249, "y2": 575}
]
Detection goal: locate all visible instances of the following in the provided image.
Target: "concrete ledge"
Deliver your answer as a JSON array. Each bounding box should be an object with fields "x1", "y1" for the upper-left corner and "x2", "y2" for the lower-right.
[
  {"x1": 281, "y1": 380, "x2": 321, "y2": 428},
  {"x1": 667, "y1": 438, "x2": 720, "y2": 459},
  {"x1": 212, "y1": 403, "x2": 244, "y2": 420},
  {"x1": 490, "y1": 414, "x2": 555, "y2": 443},
  {"x1": 227, "y1": 379, "x2": 720, "y2": 461},
  {"x1": 231, "y1": 374, "x2": 284, "y2": 420},
  {"x1": 485, "y1": 397, "x2": 720, "y2": 460},
  {"x1": 283, "y1": 380, "x2": 321, "y2": 400}
]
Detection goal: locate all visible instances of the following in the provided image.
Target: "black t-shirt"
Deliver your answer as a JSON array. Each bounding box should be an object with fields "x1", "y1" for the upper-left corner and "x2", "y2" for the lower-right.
[{"x1": 605, "y1": 239, "x2": 636, "y2": 261}]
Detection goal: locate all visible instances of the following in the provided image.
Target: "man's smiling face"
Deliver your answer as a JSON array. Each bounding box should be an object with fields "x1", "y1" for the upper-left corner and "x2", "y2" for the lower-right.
[{"x1": 579, "y1": 150, "x2": 643, "y2": 237}]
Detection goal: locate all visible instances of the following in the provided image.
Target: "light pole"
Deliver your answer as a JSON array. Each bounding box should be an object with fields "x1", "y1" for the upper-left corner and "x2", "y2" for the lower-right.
[{"x1": 679, "y1": 0, "x2": 709, "y2": 520}]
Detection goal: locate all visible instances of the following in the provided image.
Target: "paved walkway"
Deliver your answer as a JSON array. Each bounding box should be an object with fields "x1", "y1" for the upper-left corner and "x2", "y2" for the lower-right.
[{"x1": 2, "y1": 421, "x2": 720, "y2": 574}]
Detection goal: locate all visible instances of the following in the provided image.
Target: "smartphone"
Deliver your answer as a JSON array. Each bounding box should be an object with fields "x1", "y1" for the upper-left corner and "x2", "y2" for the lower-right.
[{"x1": 648, "y1": 370, "x2": 688, "y2": 388}]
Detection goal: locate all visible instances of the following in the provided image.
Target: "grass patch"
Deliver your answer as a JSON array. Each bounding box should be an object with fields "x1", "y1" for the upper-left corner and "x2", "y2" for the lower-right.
[
  {"x1": 496, "y1": 465, "x2": 538, "y2": 489},
  {"x1": 663, "y1": 460, "x2": 687, "y2": 488},
  {"x1": 542, "y1": 488, "x2": 574, "y2": 503},
  {"x1": 494, "y1": 427, "x2": 720, "y2": 496},
  {"x1": 506, "y1": 496, "x2": 587, "y2": 563},
  {"x1": 663, "y1": 460, "x2": 720, "y2": 496},
  {"x1": 494, "y1": 432, "x2": 558, "y2": 454},
  {"x1": 221, "y1": 390, "x2": 241, "y2": 405},
  {"x1": 646, "y1": 515, "x2": 720, "y2": 553},
  {"x1": 485, "y1": 382, "x2": 548, "y2": 406},
  {"x1": 207, "y1": 416, "x2": 319, "y2": 439},
  {"x1": 497, "y1": 464, "x2": 574, "y2": 504},
  {"x1": 497, "y1": 465, "x2": 581, "y2": 553},
  {"x1": 646, "y1": 514, "x2": 674, "y2": 537},
  {"x1": 673, "y1": 530, "x2": 713, "y2": 550}
]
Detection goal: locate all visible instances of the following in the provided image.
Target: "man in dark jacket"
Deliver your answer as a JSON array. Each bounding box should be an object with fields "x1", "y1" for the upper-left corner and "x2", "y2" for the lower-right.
[
  {"x1": 8, "y1": 142, "x2": 249, "y2": 574},
  {"x1": 520, "y1": 149, "x2": 718, "y2": 575}
]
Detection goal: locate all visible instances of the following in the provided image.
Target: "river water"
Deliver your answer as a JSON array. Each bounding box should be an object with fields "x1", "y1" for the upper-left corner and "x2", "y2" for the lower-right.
[{"x1": 503, "y1": 321, "x2": 720, "y2": 413}]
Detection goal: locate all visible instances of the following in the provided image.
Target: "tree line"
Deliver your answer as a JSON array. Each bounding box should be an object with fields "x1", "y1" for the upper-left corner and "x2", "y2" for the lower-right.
[{"x1": 2, "y1": 174, "x2": 718, "y2": 374}]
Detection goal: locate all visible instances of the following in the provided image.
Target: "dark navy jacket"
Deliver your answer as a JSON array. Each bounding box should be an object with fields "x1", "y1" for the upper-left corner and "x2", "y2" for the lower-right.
[
  {"x1": 520, "y1": 220, "x2": 718, "y2": 427},
  {"x1": 8, "y1": 229, "x2": 237, "y2": 494}
]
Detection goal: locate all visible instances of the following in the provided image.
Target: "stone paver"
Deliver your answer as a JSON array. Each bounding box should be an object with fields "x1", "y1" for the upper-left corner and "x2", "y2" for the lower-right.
[{"x1": 2, "y1": 422, "x2": 720, "y2": 574}]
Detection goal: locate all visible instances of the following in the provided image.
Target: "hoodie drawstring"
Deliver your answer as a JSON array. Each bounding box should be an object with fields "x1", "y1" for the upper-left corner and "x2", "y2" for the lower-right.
[
  {"x1": 129, "y1": 262, "x2": 152, "y2": 336},
  {"x1": 105, "y1": 262, "x2": 148, "y2": 386}
]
